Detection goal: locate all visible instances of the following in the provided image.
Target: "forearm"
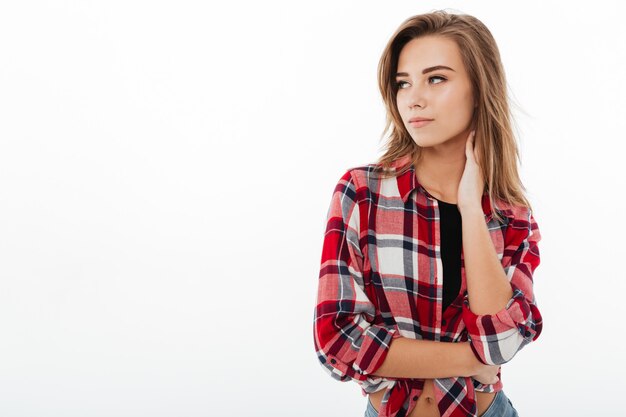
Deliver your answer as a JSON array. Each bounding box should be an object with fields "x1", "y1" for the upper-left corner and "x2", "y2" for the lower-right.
[
  {"x1": 370, "y1": 337, "x2": 480, "y2": 379},
  {"x1": 461, "y1": 208, "x2": 513, "y2": 315}
]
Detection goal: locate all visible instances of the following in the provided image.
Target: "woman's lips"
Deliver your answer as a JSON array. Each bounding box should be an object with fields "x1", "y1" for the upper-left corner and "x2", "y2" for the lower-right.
[{"x1": 409, "y1": 119, "x2": 433, "y2": 128}]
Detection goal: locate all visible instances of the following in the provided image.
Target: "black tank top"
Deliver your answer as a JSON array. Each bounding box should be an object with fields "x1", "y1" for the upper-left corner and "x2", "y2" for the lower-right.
[{"x1": 436, "y1": 198, "x2": 462, "y2": 312}]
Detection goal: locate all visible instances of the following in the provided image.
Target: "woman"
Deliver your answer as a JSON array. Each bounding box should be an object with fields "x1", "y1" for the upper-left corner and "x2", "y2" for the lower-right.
[{"x1": 313, "y1": 10, "x2": 542, "y2": 417}]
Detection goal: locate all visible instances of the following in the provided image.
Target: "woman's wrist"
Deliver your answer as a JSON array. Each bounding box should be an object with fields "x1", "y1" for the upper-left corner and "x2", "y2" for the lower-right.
[{"x1": 462, "y1": 341, "x2": 482, "y2": 377}]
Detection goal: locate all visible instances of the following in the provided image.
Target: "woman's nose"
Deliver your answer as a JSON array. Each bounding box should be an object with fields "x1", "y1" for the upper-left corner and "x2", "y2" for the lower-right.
[{"x1": 408, "y1": 87, "x2": 426, "y2": 109}]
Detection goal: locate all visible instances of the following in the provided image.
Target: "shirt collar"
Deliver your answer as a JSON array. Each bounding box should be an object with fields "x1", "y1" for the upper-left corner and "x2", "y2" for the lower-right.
[{"x1": 389, "y1": 155, "x2": 499, "y2": 222}]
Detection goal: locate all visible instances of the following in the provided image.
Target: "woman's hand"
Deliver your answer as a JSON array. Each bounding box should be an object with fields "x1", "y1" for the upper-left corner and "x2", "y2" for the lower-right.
[
  {"x1": 472, "y1": 363, "x2": 501, "y2": 385},
  {"x1": 464, "y1": 341, "x2": 500, "y2": 384},
  {"x1": 457, "y1": 130, "x2": 485, "y2": 214}
]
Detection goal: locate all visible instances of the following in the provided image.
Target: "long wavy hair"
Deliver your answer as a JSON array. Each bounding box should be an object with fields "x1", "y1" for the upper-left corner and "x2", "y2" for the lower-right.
[{"x1": 375, "y1": 10, "x2": 531, "y2": 222}]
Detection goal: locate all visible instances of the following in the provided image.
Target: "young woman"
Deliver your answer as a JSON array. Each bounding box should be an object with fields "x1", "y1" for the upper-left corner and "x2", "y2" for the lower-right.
[{"x1": 313, "y1": 10, "x2": 542, "y2": 417}]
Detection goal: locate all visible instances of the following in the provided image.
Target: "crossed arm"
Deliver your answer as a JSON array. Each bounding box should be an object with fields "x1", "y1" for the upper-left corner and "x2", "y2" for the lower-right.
[
  {"x1": 372, "y1": 207, "x2": 543, "y2": 378},
  {"x1": 314, "y1": 171, "x2": 542, "y2": 384}
]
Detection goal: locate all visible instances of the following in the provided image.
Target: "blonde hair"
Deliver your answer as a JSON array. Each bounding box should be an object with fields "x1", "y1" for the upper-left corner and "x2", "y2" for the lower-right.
[{"x1": 375, "y1": 10, "x2": 531, "y2": 222}]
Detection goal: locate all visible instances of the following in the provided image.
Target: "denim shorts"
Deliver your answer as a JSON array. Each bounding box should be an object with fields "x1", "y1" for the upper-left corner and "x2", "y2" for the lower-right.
[{"x1": 364, "y1": 390, "x2": 519, "y2": 417}]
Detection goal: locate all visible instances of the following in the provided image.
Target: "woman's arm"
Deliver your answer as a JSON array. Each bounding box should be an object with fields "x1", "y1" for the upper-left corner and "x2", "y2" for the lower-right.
[
  {"x1": 461, "y1": 207, "x2": 543, "y2": 365},
  {"x1": 314, "y1": 170, "x2": 400, "y2": 383},
  {"x1": 371, "y1": 337, "x2": 481, "y2": 379},
  {"x1": 461, "y1": 208, "x2": 514, "y2": 315}
]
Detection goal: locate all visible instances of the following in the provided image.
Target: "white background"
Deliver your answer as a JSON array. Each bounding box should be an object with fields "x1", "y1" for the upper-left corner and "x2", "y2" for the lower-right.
[{"x1": 1, "y1": 1, "x2": 624, "y2": 416}]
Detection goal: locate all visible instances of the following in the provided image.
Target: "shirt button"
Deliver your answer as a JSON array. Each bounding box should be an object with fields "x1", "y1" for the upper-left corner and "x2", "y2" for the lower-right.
[
  {"x1": 442, "y1": 319, "x2": 447, "y2": 325},
  {"x1": 330, "y1": 359, "x2": 336, "y2": 364},
  {"x1": 413, "y1": 395, "x2": 418, "y2": 401}
]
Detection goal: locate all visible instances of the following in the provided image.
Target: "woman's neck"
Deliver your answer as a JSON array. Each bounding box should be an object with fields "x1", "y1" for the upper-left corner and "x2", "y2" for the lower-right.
[{"x1": 415, "y1": 142, "x2": 466, "y2": 203}]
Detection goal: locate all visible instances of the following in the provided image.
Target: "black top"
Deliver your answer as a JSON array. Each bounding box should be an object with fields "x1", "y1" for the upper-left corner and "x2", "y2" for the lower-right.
[{"x1": 436, "y1": 198, "x2": 462, "y2": 312}]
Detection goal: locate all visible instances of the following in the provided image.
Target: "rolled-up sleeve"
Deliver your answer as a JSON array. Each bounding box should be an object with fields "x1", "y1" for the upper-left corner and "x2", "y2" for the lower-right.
[
  {"x1": 462, "y1": 209, "x2": 543, "y2": 365},
  {"x1": 313, "y1": 170, "x2": 398, "y2": 384}
]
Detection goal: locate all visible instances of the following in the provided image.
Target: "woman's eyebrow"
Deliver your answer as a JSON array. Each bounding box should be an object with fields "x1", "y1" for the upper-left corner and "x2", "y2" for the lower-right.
[{"x1": 395, "y1": 65, "x2": 456, "y2": 77}]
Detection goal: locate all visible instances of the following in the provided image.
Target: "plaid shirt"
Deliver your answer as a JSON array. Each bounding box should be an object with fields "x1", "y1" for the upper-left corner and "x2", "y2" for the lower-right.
[{"x1": 313, "y1": 155, "x2": 542, "y2": 417}]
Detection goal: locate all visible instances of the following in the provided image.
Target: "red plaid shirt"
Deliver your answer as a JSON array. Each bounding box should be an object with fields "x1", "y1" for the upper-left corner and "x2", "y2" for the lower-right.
[{"x1": 313, "y1": 155, "x2": 542, "y2": 417}]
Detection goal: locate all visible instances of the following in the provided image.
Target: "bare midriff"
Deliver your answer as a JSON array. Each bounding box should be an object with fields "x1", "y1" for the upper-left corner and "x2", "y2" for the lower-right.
[{"x1": 368, "y1": 378, "x2": 496, "y2": 417}]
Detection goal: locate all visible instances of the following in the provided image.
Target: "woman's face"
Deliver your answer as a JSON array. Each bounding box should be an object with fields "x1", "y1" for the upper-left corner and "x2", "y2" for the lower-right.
[{"x1": 396, "y1": 35, "x2": 476, "y2": 149}]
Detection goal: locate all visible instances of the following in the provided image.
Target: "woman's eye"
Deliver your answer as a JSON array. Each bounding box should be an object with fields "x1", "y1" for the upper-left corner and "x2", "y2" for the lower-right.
[{"x1": 396, "y1": 76, "x2": 445, "y2": 89}]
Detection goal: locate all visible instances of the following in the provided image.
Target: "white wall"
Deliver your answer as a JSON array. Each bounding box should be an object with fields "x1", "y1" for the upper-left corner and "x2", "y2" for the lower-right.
[{"x1": 1, "y1": 1, "x2": 624, "y2": 416}]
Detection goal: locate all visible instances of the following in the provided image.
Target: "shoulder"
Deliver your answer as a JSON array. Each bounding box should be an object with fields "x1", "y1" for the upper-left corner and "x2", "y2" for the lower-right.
[
  {"x1": 343, "y1": 162, "x2": 382, "y2": 177},
  {"x1": 341, "y1": 162, "x2": 396, "y2": 189},
  {"x1": 493, "y1": 200, "x2": 531, "y2": 220},
  {"x1": 329, "y1": 163, "x2": 380, "y2": 206},
  {"x1": 493, "y1": 200, "x2": 541, "y2": 244},
  {"x1": 494, "y1": 200, "x2": 537, "y2": 223}
]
